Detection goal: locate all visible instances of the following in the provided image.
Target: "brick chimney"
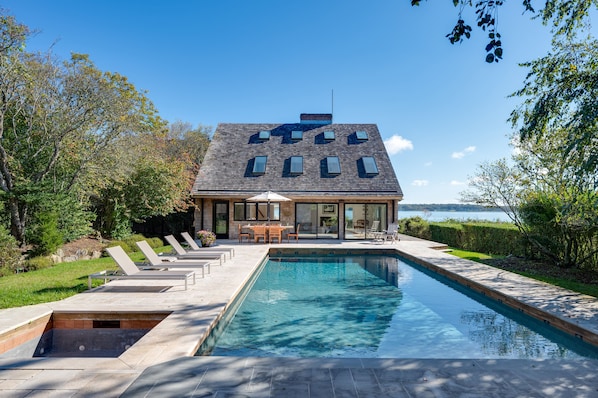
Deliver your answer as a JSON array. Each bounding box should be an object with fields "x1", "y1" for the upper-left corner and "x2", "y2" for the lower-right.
[{"x1": 300, "y1": 113, "x2": 333, "y2": 125}]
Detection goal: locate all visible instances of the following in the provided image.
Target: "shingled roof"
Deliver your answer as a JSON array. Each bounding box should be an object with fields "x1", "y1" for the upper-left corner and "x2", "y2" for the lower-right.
[{"x1": 191, "y1": 121, "x2": 403, "y2": 200}]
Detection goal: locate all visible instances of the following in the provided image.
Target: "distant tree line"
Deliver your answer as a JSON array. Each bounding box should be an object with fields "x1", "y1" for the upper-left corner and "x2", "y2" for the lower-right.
[{"x1": 398, "y1": 204, "x2": 502, "y2": 212}]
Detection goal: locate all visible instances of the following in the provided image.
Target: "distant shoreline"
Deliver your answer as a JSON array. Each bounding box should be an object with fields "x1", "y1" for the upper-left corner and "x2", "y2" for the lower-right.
[{"x1": 398, "y1": 204, "x2": 502, "y2": 212}]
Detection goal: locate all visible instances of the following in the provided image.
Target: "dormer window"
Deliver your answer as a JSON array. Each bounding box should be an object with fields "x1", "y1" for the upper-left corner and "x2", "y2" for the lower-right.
[
  {"x1": 361, "y1": 156, "x2": 378, "y2": 175},
  {"x1": 258, "y1": 130, "x2": 271, "y2": 140},
  {"x1": 356, "y1": 131, "x2": 368, "y2": 141},
  {"x1": 326, "y1": 156, "x2": 341, "y2": 175},
  {"x1": 323, "y1": 130, "x2": 335, "y2": 141},
  {"x1": 253, "y1": 156, "x2": 268, "y2": 174},
  {"x1": 290, "y1": 156, "x2": 303, "y2": 175},
  {"x1": 291, "y1": 130, "x2": 303, "y2": 141}
]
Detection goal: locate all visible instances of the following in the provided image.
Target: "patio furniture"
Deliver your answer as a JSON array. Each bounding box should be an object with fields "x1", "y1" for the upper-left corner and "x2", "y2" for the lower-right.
[
  {"x1": 287, "y1": 224, "x2": 300, "y2": 242},
  {"x1": 135, "y1": 240, "x2": 211, "y2": 277},
  {"x1": 382, "y1": 223, "x2": 400, "y2": 244},
  {"x1": 164, "y1": 235, "x2": 225, "y2": 265},
  {"x1": 251, "y1": 225, "x2": 267, "y2": 243},
  {"x1": 90, "y1": 246, "x2": 196, "y2": 290},
  {"x1": 238, "y1": 224, "x2": 251, "y2": 243},
  {"x1": 268, "y1": 225, "x2": 284, "y2": 244},
  {"x1": 180, "y1": 231, "x2": 234, "y2": 258}
]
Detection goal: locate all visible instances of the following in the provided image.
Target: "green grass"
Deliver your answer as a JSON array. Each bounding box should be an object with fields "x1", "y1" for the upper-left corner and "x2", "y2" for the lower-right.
[
  {"x1": 444, "y1": 248, "x2": 499, "y2": 262},
  {"x1": 0, "y1": 248, "x2": 162, "y2": 309},
  {"x1": 447, "y1": 247, "x2": 598, "y2": 298}
]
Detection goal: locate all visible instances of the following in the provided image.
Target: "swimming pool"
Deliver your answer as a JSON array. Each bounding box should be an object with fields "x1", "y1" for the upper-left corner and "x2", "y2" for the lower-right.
[{"x1": 197, "y1": 254, "x2": 598, "y2": 359}]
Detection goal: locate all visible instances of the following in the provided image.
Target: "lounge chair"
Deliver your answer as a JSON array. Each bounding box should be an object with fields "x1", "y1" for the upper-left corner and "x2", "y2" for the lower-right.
[
  {"x1": 164, "y1": 235, "x2": 225, "y2": 265},
  {"x1": 287, "y1": 224, "x2": 300, "y2": 242},
  {"x1": 88, "y1": 246, "x2": 196, "y2": 290},
  {"x1": 135, "y1": 240, "x2": 211, "y2": 277},
  {"x1": 181, "y1": 231, "x2": 234, "y2": 258},
  {"x1": 382, "y1": 223, "x2": 400, "y2": 244}
]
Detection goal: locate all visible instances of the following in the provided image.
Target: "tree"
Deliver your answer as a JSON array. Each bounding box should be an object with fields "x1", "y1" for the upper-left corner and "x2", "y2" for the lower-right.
[
  {"x1": 510, "y1": 38, "x2": 598, "y2": 177},
  {"x1": 410, "y1": 1, "x2": 598, "y2": 62},
  {"x1": 461, "y1": 130, "x2": 598, "y2": 268},
  {"x1": 0, "y1": 23, "x2": 162, "y2": 244}
]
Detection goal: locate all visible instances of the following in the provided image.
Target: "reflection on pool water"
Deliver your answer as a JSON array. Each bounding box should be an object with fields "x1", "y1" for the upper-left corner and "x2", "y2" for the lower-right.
[{"x1": 198, "y1": 255, "x2": 598, "y2": 359}]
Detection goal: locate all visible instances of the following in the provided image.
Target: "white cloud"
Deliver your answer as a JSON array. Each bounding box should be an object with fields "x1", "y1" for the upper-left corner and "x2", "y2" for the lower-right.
[
  {"x1": 384, "y1": 135, "x2": 414, "y2": 155},
  {"x1": 424, "y1": 161, "x2": 432, "y2": 167},
  {"x1": 411, "y1": 179, "x2": 429, "y2": 187},
  {"x1": 450, "y1": 180, "x2": 466, "y2": 186},
  {"x1": 452, "y1": 145, "x2": 476, "y2": 159}
]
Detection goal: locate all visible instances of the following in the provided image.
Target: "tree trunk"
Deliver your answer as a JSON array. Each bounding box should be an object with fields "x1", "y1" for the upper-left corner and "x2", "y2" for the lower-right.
[{"x1": 8, "y1": 198, "x2": 26, "y2": 245}]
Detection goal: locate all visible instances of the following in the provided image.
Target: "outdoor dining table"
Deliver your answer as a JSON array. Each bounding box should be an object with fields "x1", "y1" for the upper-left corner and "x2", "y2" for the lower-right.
[{"x1": 243, "y1": 224, "x2": 294, "y2": 243}]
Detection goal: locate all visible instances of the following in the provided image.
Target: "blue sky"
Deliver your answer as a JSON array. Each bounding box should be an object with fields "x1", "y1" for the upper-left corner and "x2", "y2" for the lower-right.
[{"x1": 3, "y1": 0, "x2": 556, "y2": 203}]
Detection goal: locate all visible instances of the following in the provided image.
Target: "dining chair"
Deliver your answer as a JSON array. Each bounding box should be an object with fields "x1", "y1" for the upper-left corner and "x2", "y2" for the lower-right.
[
  {"x1": 238, "y1": 224, "x2": 251, "y2": 243},
  {"x1": 253, "y1": 225, "x2": 267, "y2": 243},
  {"x1": 287, "y1": 224, "x2": 300, "y2": 242}
]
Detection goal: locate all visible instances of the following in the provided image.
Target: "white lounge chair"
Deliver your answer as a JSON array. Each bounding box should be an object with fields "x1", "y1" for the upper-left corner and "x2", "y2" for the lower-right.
[
  {"x1": 135, "y1": 240, "x2": 212, "y2": 277},
  {"x1": 382, "y1": 223, "x2": 400, "y2": 244},
  {"x1": 181, "y1": 231, "x2": 234, "y2": 258},
  {"x1": 89, "y1": 246, "x2": 196, "y2": 290},
  {"x1": 164, "y1": 235, "x2": 226, "y2": 265}
]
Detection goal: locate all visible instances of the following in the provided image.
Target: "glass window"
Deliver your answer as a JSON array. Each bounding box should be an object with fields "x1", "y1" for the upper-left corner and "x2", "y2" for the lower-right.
[
  {"x1": 323, "y1": 130, "x2": 335, "y2": 140},
  {"x1": 258, "y1": 130, "x2": 270, "y2": 140},
  {"x1": 234, "y1": 202, "x2": 280, "y2": 221},
  {"x1": 326, "y1": 156, "x2": 341, "y2": 175},
  {"x1": 291, "y1": 130, "x2": 303, "y2": 140},
  {"x1": 295, "y1": 203, "x2": 338, "y2": 239},
  {"x1": 356, "y1": 131, "x2": 368, "y2": 141},
  {"x1": 362, "y1": 156, "x2": 379, "y2": 175},
  {"x1": 253, "y1": 156, "x2": 267, "y2": 174},
  {"x1": 234, "y1": 203, "x2": 245, "y2": 221},
  {"x1": 290, "y1": 156, "x2": 303, "y2": 174},
  {"x1": 345, "y1": 203, "x2": 387, "y2": 240}
]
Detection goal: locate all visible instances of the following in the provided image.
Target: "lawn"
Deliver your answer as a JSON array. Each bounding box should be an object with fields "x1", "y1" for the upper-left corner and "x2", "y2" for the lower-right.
[
  {"x1": 447, "y1": 248, "x2": 598, "y2": 298},
  {"x1": 0, "y1": 249, "x2": 152, "y2": 309}
]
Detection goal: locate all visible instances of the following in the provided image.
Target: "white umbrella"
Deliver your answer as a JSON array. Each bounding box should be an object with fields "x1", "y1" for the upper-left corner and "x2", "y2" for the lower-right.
[{"x1": 246, "y1": 191, "x2": 291, "y2": 222}]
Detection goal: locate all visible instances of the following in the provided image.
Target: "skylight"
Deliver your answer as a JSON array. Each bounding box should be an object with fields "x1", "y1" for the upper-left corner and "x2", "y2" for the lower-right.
[
  {"x1": 290, "y1": 156, "x2": 303, "y2": 175},
  {"x1": 326, "y1": 156, "x2": 341, "y2": 175},
  {"x1": 291, "y1": 130, "x2": 303, "y2": 140},
  {"x1": 253, "y1": 156, "x2": 267, "y2": 174},
  {"x1": 258, "y1": 130, "x2": 271, "y2": 140},
  {"x1": 323, "y1": 130, "x2": 335, "y2": 140},
  {"x1": 361, "y1": 156, "x2": 379, "y2": 175},
  {"x1": 356, "y1": 131, "x2": 368, "y2": 141}
]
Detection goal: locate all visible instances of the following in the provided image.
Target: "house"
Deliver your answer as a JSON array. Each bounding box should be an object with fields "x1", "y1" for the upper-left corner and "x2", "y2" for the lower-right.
[{"x1": 190, "y1": 113, "x2": 403, "y2": 240}]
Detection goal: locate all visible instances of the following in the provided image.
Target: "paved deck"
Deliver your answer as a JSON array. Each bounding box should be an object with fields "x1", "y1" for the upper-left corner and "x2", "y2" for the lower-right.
[{"x1": 0, "y1": 236, "x2": 597, "y2": 397}]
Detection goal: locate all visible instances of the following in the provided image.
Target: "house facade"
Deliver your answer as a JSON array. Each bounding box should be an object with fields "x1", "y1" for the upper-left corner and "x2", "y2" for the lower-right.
[{"x1": 190, "y1": 113, "x2": 403, "y2": 240}]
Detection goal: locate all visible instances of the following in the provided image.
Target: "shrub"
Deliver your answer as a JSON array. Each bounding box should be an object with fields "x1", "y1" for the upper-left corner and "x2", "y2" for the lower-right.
[
  {"x1": 28, "y1": 211, "x2": 64, "y2": 256},
  {"x1": 197, "y1": 230, "x2": 216, "y2": 247},
  {"x1": 429, "y1": 222, "x2": 464, "y2": 247},
  {"x1": 104, "y1": 240, "x2": 133, "y2": 254},
  {"x1": 147, "y1": 237, "x2": 164, "y2": 248},
  {"x1": 121, "y1": 234, "x2": 147, "y2": 252},
  {"x1": 398, "y1": 217, "x2": 431, "y2": 239},
  {"x1": 25, "y1": 256, "x2": 54, "y2": 271},
  {"x1": 0, "y1": 225, "x2": 22, "y2": 274}
]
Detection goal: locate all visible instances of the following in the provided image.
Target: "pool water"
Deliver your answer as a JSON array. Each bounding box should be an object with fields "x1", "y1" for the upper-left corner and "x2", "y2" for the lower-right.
[{"x1": 199, "y1": 255, "x2": 598, "y2": 359}]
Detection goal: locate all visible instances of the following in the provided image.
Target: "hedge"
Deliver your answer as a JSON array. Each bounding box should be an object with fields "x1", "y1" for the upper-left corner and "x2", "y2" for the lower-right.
[{"x1": 429, "y1": 221, "x2": 527, "y2": 256}]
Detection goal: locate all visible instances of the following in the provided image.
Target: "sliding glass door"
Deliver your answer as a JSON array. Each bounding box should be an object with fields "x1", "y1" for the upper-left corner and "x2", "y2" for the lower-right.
[
  {"x1": 295, "y1": 203, "x2": 339, "y2": 239},
  {"x1": 344, "y1": 203, "x2": 387, "y2": 240}
]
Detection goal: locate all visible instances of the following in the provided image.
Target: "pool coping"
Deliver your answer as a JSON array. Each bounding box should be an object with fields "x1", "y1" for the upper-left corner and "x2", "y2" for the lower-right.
[{"x1": 0, "y1": 236, "x2": 597, "y2": 396}]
